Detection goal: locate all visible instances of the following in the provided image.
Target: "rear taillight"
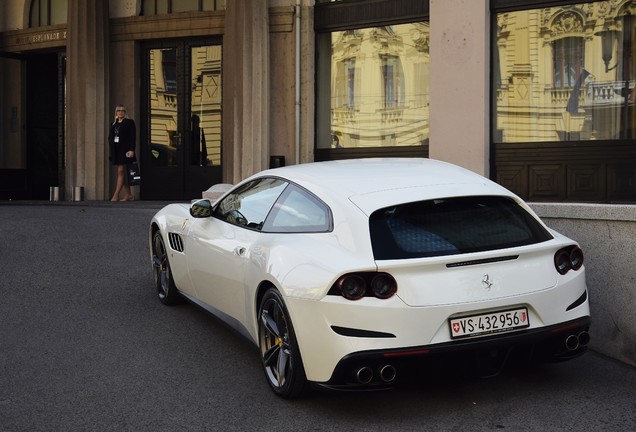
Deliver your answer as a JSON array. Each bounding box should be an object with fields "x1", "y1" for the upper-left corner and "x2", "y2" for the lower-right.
[
  {"x1": 554, "y1": 246, "x2": 584, "y2": 275},
  {"x1": 370, "y1": 274, "x2": 397, "y2": 299},
  {"x1": 331, "y1": 272, "x2": 398, "y2": 300},
  {"x1": 569, "y1": 246, "x2": 584, "y2": 271},
  {"x1": 336, "y1": 275, "x2": 367, "y2": 300}
]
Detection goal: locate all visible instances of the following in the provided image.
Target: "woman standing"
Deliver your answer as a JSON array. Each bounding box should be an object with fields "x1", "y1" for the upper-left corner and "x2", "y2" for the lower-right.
[{"x1": 108, "y1": 105, "x2": 136, "y2": 201}]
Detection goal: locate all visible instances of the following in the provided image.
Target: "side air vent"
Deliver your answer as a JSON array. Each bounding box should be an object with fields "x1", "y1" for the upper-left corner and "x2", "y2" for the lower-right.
[
  {"x1": 168, "y1": 233, "x2": 184, "y2": 252},
  {"x1": 446, "y1": 255, "x2": 518, "y2": 268}
]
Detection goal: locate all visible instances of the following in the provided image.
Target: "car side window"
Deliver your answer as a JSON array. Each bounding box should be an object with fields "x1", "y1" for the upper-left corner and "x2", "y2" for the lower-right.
[
  {"x1": 263, "y1": 184, "x2": 332, "y2": 233},
  {"x1": 214, "y1": 178, "x2": 288, "y2": 229}
]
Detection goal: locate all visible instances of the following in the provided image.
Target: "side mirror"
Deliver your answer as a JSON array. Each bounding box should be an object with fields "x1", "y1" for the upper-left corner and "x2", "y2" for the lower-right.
[{"x1": 190, "y1": 199, "x2": 212, "y2": 218}]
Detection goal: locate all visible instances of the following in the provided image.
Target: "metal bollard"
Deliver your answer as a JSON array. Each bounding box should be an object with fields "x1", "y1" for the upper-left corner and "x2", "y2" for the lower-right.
[
  {"x1": 72, "y1": 186, "x2": 84, "y2": 202},
  {"x1": 49, "y1": 187, "x2": 60, "y2": 201}
]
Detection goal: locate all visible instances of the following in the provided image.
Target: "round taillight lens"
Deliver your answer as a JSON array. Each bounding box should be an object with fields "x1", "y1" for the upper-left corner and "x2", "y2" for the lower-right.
[
  {"x1": 570, "y1": 246, "x2": 584, "y2": 271},
  {"x1": 370, "y1": 274, "x2": 397, "y2": 299},
  {"x1": 554, "y1": 249, "x2": 571, "y2": 275},
  {"x1": 337, "y1": 275, "x2": 367, "y2": 300}
]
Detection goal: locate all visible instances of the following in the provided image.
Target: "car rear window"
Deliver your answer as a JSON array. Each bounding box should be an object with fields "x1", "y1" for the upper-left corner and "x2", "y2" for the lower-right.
[{"x1": 369, "y1": 196, "x2": 553, "y2": 260}]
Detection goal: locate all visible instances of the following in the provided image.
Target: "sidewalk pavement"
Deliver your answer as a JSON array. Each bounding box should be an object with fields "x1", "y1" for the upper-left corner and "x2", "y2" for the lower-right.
[{"x1": 0, "y1": 199, "x2": 179, "y2": 210}]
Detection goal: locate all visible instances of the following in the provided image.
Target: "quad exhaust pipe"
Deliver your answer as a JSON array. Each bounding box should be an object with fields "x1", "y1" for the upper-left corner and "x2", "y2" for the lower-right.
[
  {"x1": 565, "y1": 331, "x2": 590, "y2": 351},
  {"x1": 354, "y1": 365, "x2": 397, "y2": 384},
  {"x1": 355, "y1": 366, "x2": 374, "y2": 384},
  {"x1": 379, "y1": 365, "x2": 397, "y2": 383}
]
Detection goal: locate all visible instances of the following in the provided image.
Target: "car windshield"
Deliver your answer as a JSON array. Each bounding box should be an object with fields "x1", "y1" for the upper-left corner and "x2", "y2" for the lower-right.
[{"x1": 369, "y1": 196, "x2": 553, "y2": 260}]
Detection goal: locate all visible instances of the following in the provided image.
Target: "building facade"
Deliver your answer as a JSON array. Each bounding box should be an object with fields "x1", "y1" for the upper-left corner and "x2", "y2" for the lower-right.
[{"x1": 1, "y1": 0, "x2": 635, "y2": 366}]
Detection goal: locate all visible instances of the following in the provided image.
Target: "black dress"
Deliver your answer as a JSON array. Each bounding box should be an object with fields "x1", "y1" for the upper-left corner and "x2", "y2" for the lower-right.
[{"x1": 108, "y1": 118, "x2": 137, "y2": 165}]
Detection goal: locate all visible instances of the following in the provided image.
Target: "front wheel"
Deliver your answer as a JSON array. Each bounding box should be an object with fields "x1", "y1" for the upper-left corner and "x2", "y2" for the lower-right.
[
  {"x1": 151, "y1": 230, "x2": 179, "y2": 305},
  {"x1": 258, "y1": 288, "x2": 307, "y2": 398}
]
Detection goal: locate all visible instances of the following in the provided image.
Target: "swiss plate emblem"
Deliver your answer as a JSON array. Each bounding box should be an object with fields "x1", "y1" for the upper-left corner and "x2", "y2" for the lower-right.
[{"x1": 452, "y1": 322, "x2": 460, "y2": 333}]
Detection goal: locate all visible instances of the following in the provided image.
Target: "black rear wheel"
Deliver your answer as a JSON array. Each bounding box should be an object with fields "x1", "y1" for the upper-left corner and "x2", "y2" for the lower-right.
[{"x1": 258, "y1": 288, "x2": 307, "y2": 398}]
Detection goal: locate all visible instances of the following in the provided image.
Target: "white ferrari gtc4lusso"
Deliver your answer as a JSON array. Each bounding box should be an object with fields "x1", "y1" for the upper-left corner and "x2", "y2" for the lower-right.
[{"x1": 149, "y1": 158, "x2": 590, "y2": 398}]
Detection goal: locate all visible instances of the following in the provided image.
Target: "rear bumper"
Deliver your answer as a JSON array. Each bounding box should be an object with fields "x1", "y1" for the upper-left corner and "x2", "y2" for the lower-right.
[{"x1": 319, "y1": 316, "x2": 591, "y2": 390}]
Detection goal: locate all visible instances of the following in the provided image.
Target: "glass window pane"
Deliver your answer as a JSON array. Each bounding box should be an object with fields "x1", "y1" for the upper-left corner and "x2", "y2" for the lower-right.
[
  {"x1": 317, "y1": 23, "x2": 430, "y2": 149},
  {"x1": 41, "y1": 0, "x2": 49, "y2": 25},
  {"x1": 149, "y1": 48, "x2": 178, "y2": 167},
  {"x1": 171, "y1": 0, "x2": 199, "y2": 13},
  {"x1": 30, "y1": 0, "x2": 40, "y2": 27},
  {"x1": 553, "y1": 37, "x2": 585, "y2": 88},
  {"x1": 157, "y1": 0, "x2": 168, "y2": 15},
  {"x1": 204, "y1": 0, "x2": 225, "y2": 11},
  {"x1": 142, "y1": 0, "x2": 156, "y2": 15},
  {"x1": 191, "y1": 45, "x2": 222, "y2": 167},
  {"x1": 143, "y1": 0, "x2": 224, "y2": 14},
  {"x1": 369, "y1": 196, "x2": 552, "y2": 260},
  {"x1": 215, "y1": 179, "x2": 288, "y2": 229},
  {"x1": 264, "y1": 185, "x2": 332, "y2": 233},
  {"x1": 50, "y1": 0, "x2": 68, "y2": 25},
  {"x1": 494, "y1": 2, "x2": 636, "y2": 142},
  {"x1": 0, "y1": 58, "x2": 26, "y2": 169}
]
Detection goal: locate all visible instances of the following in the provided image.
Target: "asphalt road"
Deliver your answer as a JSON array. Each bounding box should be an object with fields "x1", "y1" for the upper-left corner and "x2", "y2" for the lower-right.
[{"x1": 1, "y1": 202, "x2": 635, "y2": 432}]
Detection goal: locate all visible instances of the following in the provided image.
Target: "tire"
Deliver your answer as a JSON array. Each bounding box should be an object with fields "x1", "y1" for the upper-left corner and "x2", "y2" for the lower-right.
[
  {"x1": 258, "y1": 288, "x2": 307, "y2": 398},
  {"x1": 151, "y1": 230, "x2": 179, "y2": 305}
]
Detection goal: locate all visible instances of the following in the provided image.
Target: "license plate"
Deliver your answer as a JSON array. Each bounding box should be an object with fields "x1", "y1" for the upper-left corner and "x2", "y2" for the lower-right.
[{"x1": 449, "y1": 307, "x2": 529, "y2": 339}]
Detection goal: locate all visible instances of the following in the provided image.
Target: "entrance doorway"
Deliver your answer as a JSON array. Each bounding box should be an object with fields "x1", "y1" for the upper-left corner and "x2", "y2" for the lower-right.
[
  {"x1": 27, "y1": 52, "x2": 65, "y2": 199},
  {"x1": 0, "y1": 51, "x2": 64, "y2": 200},
  {"x1": 141, "y1": 39, "x2": 222, "y2": 201}
]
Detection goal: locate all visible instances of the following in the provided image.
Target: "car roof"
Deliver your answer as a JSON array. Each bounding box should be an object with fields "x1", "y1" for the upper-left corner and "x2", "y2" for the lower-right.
[{"x1": 256, "y1": 158, "x2": 515, "y2": 215}]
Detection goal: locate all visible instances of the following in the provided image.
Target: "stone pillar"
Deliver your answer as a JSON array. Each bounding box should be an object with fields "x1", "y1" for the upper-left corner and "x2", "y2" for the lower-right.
[
  {"x1": 224, "y1": 0, "x2": 270, "y2": 183},
  {"x1": 429, "y1": 0, "x2": 489, "y2": 176},
  {"x1": 66, "y1": 0, "x2": 109, "y2": 200}
]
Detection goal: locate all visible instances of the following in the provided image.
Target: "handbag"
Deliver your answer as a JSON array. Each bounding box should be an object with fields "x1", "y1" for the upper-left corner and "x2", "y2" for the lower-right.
[{"x1": 126, "y1": 162, "x2": 141, "y2": 186}]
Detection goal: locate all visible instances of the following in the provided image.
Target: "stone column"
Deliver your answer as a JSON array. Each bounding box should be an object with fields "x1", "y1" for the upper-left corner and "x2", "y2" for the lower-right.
[
  {"x1": 66, "y1": 0, "x2": 109, "y2": 200},
  {"x1": 429, "y1": 0, "x2": 489, "y2": 176},
  {"x1": 224, "y1": 0, "x2": 270, "y2": 183}
]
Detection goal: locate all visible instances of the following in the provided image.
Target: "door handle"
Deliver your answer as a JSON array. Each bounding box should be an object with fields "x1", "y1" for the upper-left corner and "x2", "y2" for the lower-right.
[{"x1": 234, "y1": 247, "x2": 246, "y2": 256}]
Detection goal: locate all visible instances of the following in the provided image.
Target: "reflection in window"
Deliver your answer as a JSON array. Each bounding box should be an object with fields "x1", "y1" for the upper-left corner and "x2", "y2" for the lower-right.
[
  {"x1": 317, "y1": 22, "x2": 429, "y2": 149},
  {"x1": 369, "y1": 196, "x2": 552, "y2": 260},
  {"x1": 141, "y1": 0, "x2": 225, "y2": 15},
  {"x1": 493, "y1": 2, "x2": 636, "y2": 142},
  {"x1": 0, "y1": 58, "x2": 25, "y2": 169},
  {"x1": 334, "y1": 58, "x2": 356, "y2": 109},
  {"x1": 381, "y1": 55, "x2": 404, "y2": 109},
  {"x1": 554, "y1": 37, "x2": 585, "y2": 88},
  {"x1": 215, "y1": 178, "x2": 288, "y2": 229},
  {"x1": 191, "y1": 45, "x2": 222, "y2": 167},
  {"x1": 149, "y1": 48, "x2": 178, "y2": 167},
  {"x1": 265, "y1": 185, "x2": 332, "y2": 233},
  {"x1": 29, "y1": 0, "x2": 68, "y2": 27},
  {"x1": 162, "y1": 49, "x2": 177, "y2": 93}
]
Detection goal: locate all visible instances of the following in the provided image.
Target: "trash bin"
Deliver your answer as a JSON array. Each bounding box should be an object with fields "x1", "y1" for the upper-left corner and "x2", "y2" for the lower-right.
[
  {"x1": 49, "y1": 187, "x2": 60, "y2": 201},
  {"x1": 72, "y1": 186, "x2": 84, "y2": 202}
]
